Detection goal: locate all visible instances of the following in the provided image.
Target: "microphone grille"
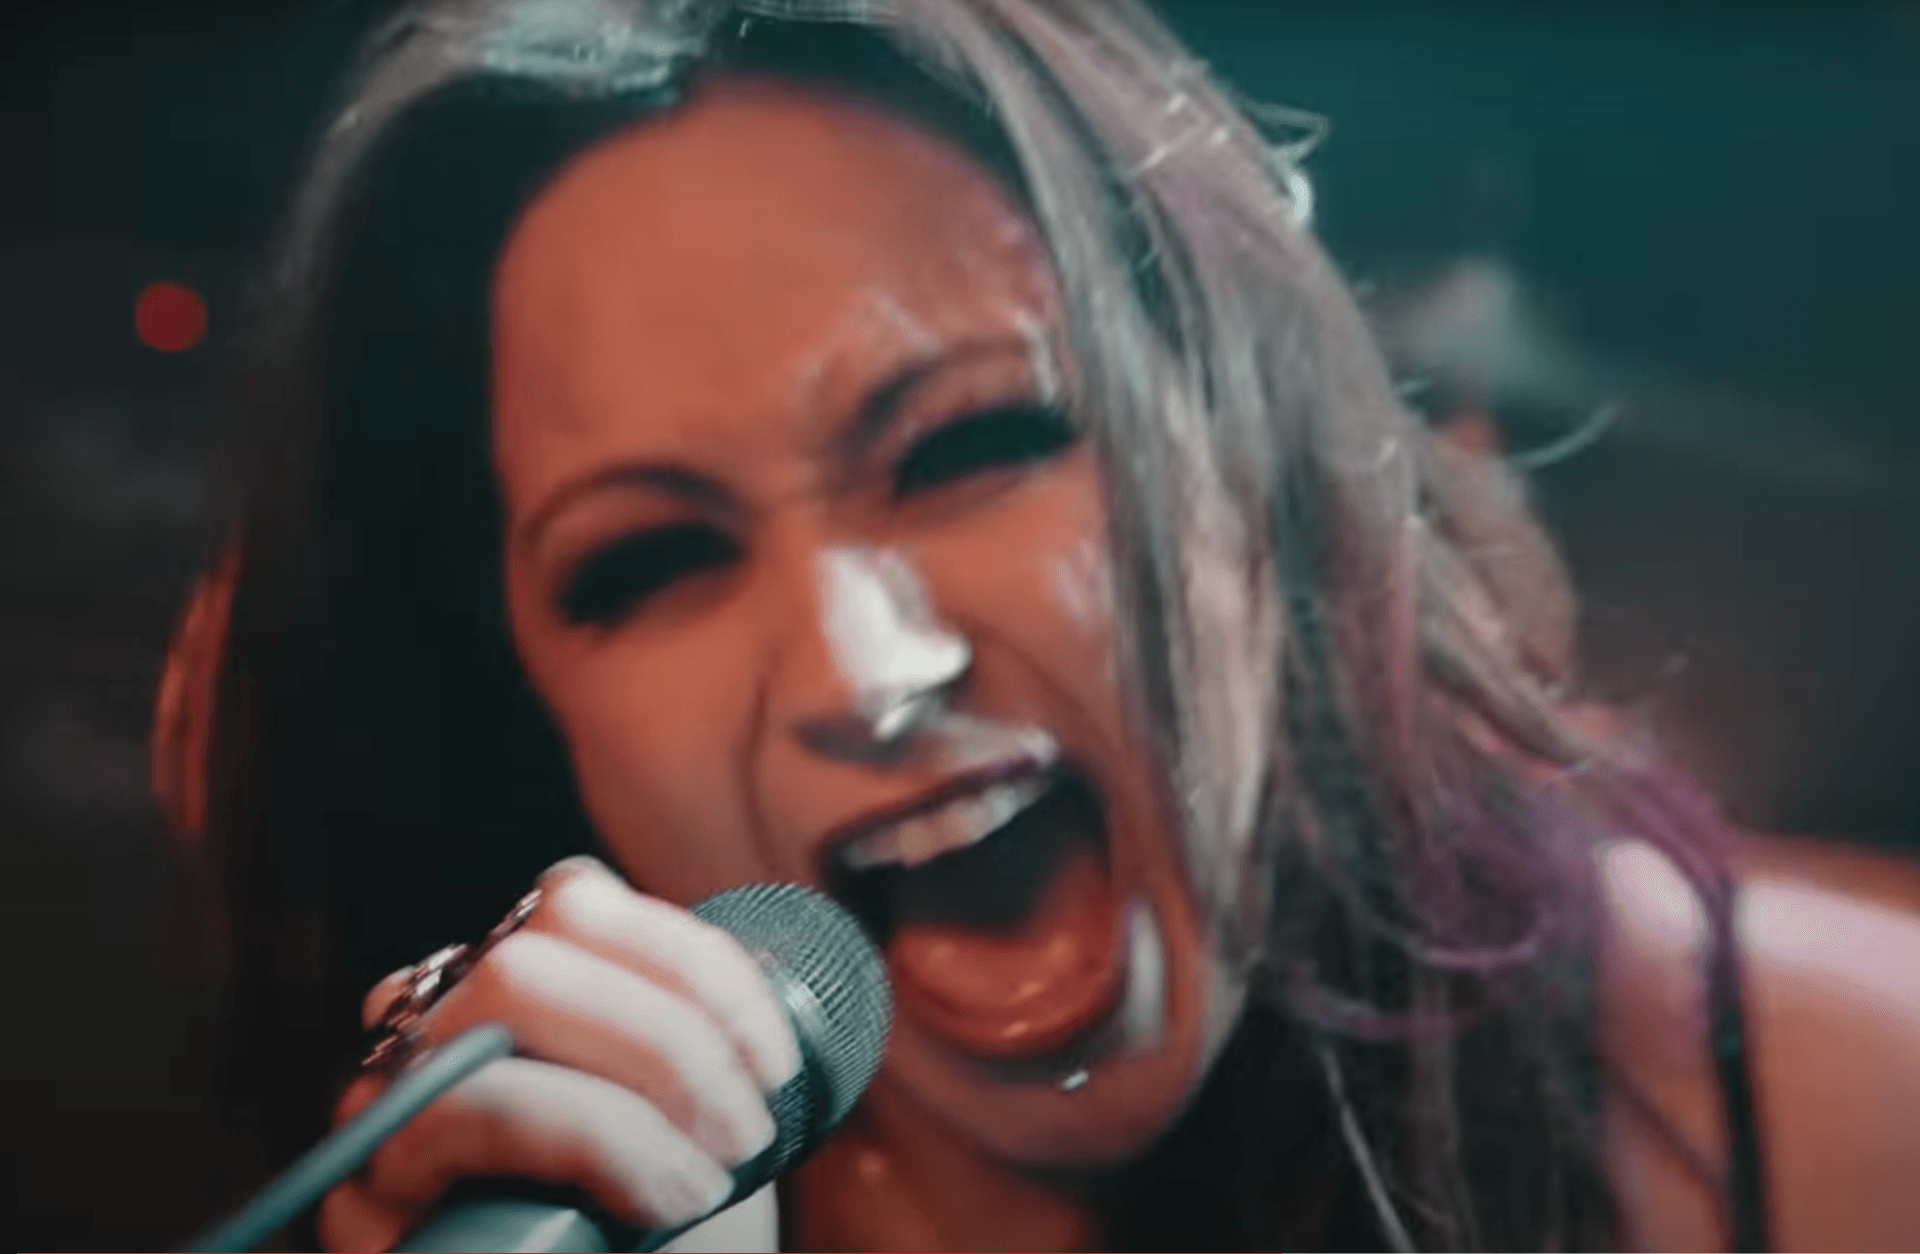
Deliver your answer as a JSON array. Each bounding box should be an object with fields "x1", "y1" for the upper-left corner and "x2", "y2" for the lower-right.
[{"x1": 693, "y1": 883, "x2": 891, "y2": 1130}]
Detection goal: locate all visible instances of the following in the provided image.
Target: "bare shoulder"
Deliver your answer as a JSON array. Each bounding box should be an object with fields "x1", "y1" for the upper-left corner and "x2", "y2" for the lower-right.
[
  {"x1": 1597, "y1": 835, "x2": 1920, "y2": 1252},
  {"x1": 1735, "y1": 841, "x2": 1920, "y2": 1250}
]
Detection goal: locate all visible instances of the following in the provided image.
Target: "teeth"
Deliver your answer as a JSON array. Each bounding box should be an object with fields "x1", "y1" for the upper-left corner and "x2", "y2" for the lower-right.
[{"x1": 841, "y1": 776, "x2": 1050, "y2": 871}]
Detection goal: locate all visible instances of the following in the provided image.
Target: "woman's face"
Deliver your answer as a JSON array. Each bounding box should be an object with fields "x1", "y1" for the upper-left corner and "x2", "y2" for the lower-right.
[{"x1": 493, "y1": 77, "x2": 1236, "y2": 1166}]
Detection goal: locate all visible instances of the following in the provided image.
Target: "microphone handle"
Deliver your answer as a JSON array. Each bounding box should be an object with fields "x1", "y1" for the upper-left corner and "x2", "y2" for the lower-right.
[
  {"x1": 394, "y1": 1152, "x2": 773, "y2": 1252},
  {"x1": 392, "y1": 1191, "x2": 618, "y2": 1253},
  {"x1": 396, "y1": 1038, "x2": 824, "y2": 1252}
]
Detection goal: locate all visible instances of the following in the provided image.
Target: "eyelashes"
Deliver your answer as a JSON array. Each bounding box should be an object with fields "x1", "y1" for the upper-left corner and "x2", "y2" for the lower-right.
[
  {"x1": 558, "y1": 403, "x2": 1078, "y2": 627},
  {"x1": 559, "y1": 522, "x2": 739, "y2": 626},
  {"x1": 890, "y1": 403, "x2": 1079, "y2": 498}
]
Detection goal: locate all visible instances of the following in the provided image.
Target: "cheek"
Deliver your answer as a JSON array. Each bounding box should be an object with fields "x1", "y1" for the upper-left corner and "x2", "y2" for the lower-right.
[
  {"x1": 1049, "y1": 532, "x2": 1114, "y2": 645},
  {"x1": 511, "y1": 598, "x2": 768, "y2": 902},
  {"x1": 920, "y1": 457, "x2": 1117, "y2": 702}
]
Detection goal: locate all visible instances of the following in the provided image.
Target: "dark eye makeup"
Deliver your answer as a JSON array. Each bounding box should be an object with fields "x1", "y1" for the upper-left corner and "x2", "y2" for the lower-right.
[
  {"x1": 559, "y1": 522, "x2": 739, "y2": 626},
  {"x1": 556, "y1": 403, "x2": 1078, "y2": 628},
  {"x1": 890, "y1": 403, "x2": 1079, "y2": 498}
]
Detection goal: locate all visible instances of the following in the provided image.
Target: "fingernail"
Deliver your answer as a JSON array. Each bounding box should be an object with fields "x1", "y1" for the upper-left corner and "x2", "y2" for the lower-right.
[
  {"x1": 743, "y1": 1103, "x2": 777, "y2": 1159},
  {"x1": 761, "y1": 1028, "x2": 803, "y2": 1089},
  {"x1": 675, "y1": 1164, "x2": 734, "y2": 1224},
  {"x1": 543, "y1": 854, "x2": 607, "y2": 883},
  {"x1": 699, "y1": 1165, "x2": 736, "y2": 1214},
  {"x1": 694, "y1": 1101, "x2": 775, "y2": 1168}
]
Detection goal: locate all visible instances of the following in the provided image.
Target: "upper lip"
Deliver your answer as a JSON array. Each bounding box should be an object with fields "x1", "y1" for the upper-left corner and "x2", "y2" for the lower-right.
[{"x1": 817, "y1": 758, "x2": 1058, "y2": 872}]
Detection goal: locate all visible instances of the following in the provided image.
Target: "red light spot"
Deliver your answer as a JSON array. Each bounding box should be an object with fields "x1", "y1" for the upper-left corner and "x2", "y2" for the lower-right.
[{"x1": 135, "y1": 281, "x2": 208, "y2": 352}]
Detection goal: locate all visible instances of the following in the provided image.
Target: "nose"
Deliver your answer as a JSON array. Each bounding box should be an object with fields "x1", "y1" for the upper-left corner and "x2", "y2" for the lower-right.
[{"x1": 787, "y1": 546, "x2": 970, "y2": 766}]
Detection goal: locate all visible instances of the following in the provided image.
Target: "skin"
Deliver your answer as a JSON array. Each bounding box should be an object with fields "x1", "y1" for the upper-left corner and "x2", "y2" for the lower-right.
[
  {"x1": 491, "y1": 74, "x2": 1226, "y2": 1175},
  {"x1": 1601, "y1": 841, "x2": 1920, "y2": 1252},
  {"x1": 318, "y1": 76, "x2": 1920, "y2": 1252}
]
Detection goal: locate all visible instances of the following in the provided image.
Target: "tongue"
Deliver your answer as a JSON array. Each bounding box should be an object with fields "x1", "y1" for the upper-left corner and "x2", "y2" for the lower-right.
[{"x1": 886, "y1": 832, "x2": 1125, "y2": 1061}]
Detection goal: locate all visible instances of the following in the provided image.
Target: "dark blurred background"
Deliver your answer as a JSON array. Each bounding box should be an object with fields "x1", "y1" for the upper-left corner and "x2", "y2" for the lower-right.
[{"x1": 3, "y1": 0, "x2": 1917, "y2": 1247}]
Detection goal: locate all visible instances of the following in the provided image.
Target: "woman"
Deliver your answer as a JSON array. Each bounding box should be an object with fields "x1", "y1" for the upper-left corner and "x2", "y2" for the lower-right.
[{"x1": 152, "y1": 0, "x2": 1920, "y2": 1249}]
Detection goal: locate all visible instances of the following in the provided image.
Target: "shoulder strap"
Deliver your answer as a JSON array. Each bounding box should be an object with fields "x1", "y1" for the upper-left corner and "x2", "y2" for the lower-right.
[{"x1": 1705, "y1": 876, "x2": 1771, "y2": 1253}]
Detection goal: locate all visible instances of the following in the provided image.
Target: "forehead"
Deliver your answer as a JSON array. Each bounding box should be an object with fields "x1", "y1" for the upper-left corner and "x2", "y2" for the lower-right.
[{"x1": 490, "y1": 77, "x2": 1059, "y2": 494}]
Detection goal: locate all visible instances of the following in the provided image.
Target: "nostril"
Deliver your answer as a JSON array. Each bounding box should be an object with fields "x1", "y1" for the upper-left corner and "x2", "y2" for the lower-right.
[
  {"x1": 867, "y1": 684, "x2": 959, "y2": 741},
  {"x1": 797, "y1": 677, "x2": 957, "y2": 765},
  {"x1": 796, "y1": 713, "x2": 921, "y2": 766}
]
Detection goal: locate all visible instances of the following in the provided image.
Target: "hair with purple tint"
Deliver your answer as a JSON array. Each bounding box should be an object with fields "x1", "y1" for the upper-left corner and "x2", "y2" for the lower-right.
[{"x1": 159, "y1": 1, "x2": 1746, "y2": 1248}]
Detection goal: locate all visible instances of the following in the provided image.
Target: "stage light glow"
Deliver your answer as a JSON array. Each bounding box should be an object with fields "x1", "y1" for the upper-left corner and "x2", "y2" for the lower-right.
[{"x1": 135, "y1": 280, "x2": 208, "y2": 352}]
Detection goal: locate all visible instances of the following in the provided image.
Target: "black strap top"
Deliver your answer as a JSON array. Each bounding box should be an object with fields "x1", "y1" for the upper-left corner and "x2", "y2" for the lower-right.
[
  {"x1": 1096, "y1": 883, "x2": 1776, "y2": 1252},
  {"x1": 1707, "y1": 875, "x2": 1772, "y2": 1253}
]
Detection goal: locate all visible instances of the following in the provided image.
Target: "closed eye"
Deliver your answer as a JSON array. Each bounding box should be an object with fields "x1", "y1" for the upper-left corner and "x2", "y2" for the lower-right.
[
  {"x1": 891, "y1": 404, "x2": 1079, "y2": 499},
  {"x1": 559, "y1": 522, "x2": 739, "y2": 626}
]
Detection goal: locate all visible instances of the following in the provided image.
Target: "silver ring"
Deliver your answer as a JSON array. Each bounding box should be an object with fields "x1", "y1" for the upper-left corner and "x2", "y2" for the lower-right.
[{"x1": 360, "y1": 887, "x2": 543, "y2": 1073}]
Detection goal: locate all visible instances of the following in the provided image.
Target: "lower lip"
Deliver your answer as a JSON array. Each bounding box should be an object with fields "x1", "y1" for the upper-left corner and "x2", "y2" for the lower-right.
[
  {"x1": 907, "y1": 894, "x2": 1169, "y2": 1086},
  {"x1": 884, "y1": 837, "x2": 1127, "y2": 1061}
]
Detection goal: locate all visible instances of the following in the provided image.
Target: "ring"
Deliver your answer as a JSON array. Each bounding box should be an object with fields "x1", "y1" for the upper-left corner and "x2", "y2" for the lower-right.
[{"x1": 360, "y1": 887, "x2": 543, "y2": 1073}]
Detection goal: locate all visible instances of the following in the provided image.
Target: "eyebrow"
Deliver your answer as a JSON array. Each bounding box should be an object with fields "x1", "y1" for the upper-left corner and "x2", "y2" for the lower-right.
[
  {"x1": 519, "y1": 464, "x2": 732, "y2": 554},
  {"x1": 834, "y1": 336, "x2": 1037, "y2": 462},
  {"x1": 519, "y1": 335, "x2": 1040, "y2": 552}
]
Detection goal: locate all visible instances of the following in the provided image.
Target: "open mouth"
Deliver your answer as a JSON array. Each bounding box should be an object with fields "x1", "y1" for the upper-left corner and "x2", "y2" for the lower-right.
[{"x1": 824, "y1": 766, "x2": 1129, "y2": 1064}]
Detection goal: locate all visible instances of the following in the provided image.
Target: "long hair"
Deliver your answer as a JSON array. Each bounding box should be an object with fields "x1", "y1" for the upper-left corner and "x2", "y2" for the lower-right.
[{"x1": 154, "y1": 1, "x2": 1744, "y2": 1247}]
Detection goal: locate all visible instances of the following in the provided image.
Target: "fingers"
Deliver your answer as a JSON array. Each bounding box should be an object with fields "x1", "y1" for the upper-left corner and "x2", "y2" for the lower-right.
[
  {"x1": 533, "y1": 858, "x2": 801, "y2": 1090},
  {"x1": 317, "y1": 1178, "x2": 411, "y2": 1254},
  {"x1": 416, "y1": 929, "x2": 776, "y2": 1165},
  {"x1": 335, "y1": 1071, "x2": 389, "y2": 1127},
  {"x1": 320, "y1": 1058, "x2": 734, "y2": 1251},
  {"x1": 334, "y1": 860, "x2": 796, "y2": 1253}
]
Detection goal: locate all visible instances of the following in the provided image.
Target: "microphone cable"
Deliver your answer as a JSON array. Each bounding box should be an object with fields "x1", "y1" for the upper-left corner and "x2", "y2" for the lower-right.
[{"x1": 183, "y1": 1023, "x2": 515, "y2": 1253}]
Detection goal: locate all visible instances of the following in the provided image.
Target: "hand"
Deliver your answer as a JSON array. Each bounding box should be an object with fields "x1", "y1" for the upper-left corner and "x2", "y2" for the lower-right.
[{"x1": 317, "y1": 856, "x2": 801, "y2": 1251}]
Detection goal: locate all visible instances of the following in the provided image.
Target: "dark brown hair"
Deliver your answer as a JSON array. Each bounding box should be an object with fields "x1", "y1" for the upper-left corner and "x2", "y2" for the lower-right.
[{"x1": 156, "y1": 3, "x2": 1746, "y2": 1247}]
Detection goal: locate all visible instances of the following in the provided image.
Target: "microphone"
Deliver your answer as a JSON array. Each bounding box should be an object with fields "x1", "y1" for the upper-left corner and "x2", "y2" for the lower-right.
[{"x1": 394, "y1": 883, "x2": 891, "y2": 1253}]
